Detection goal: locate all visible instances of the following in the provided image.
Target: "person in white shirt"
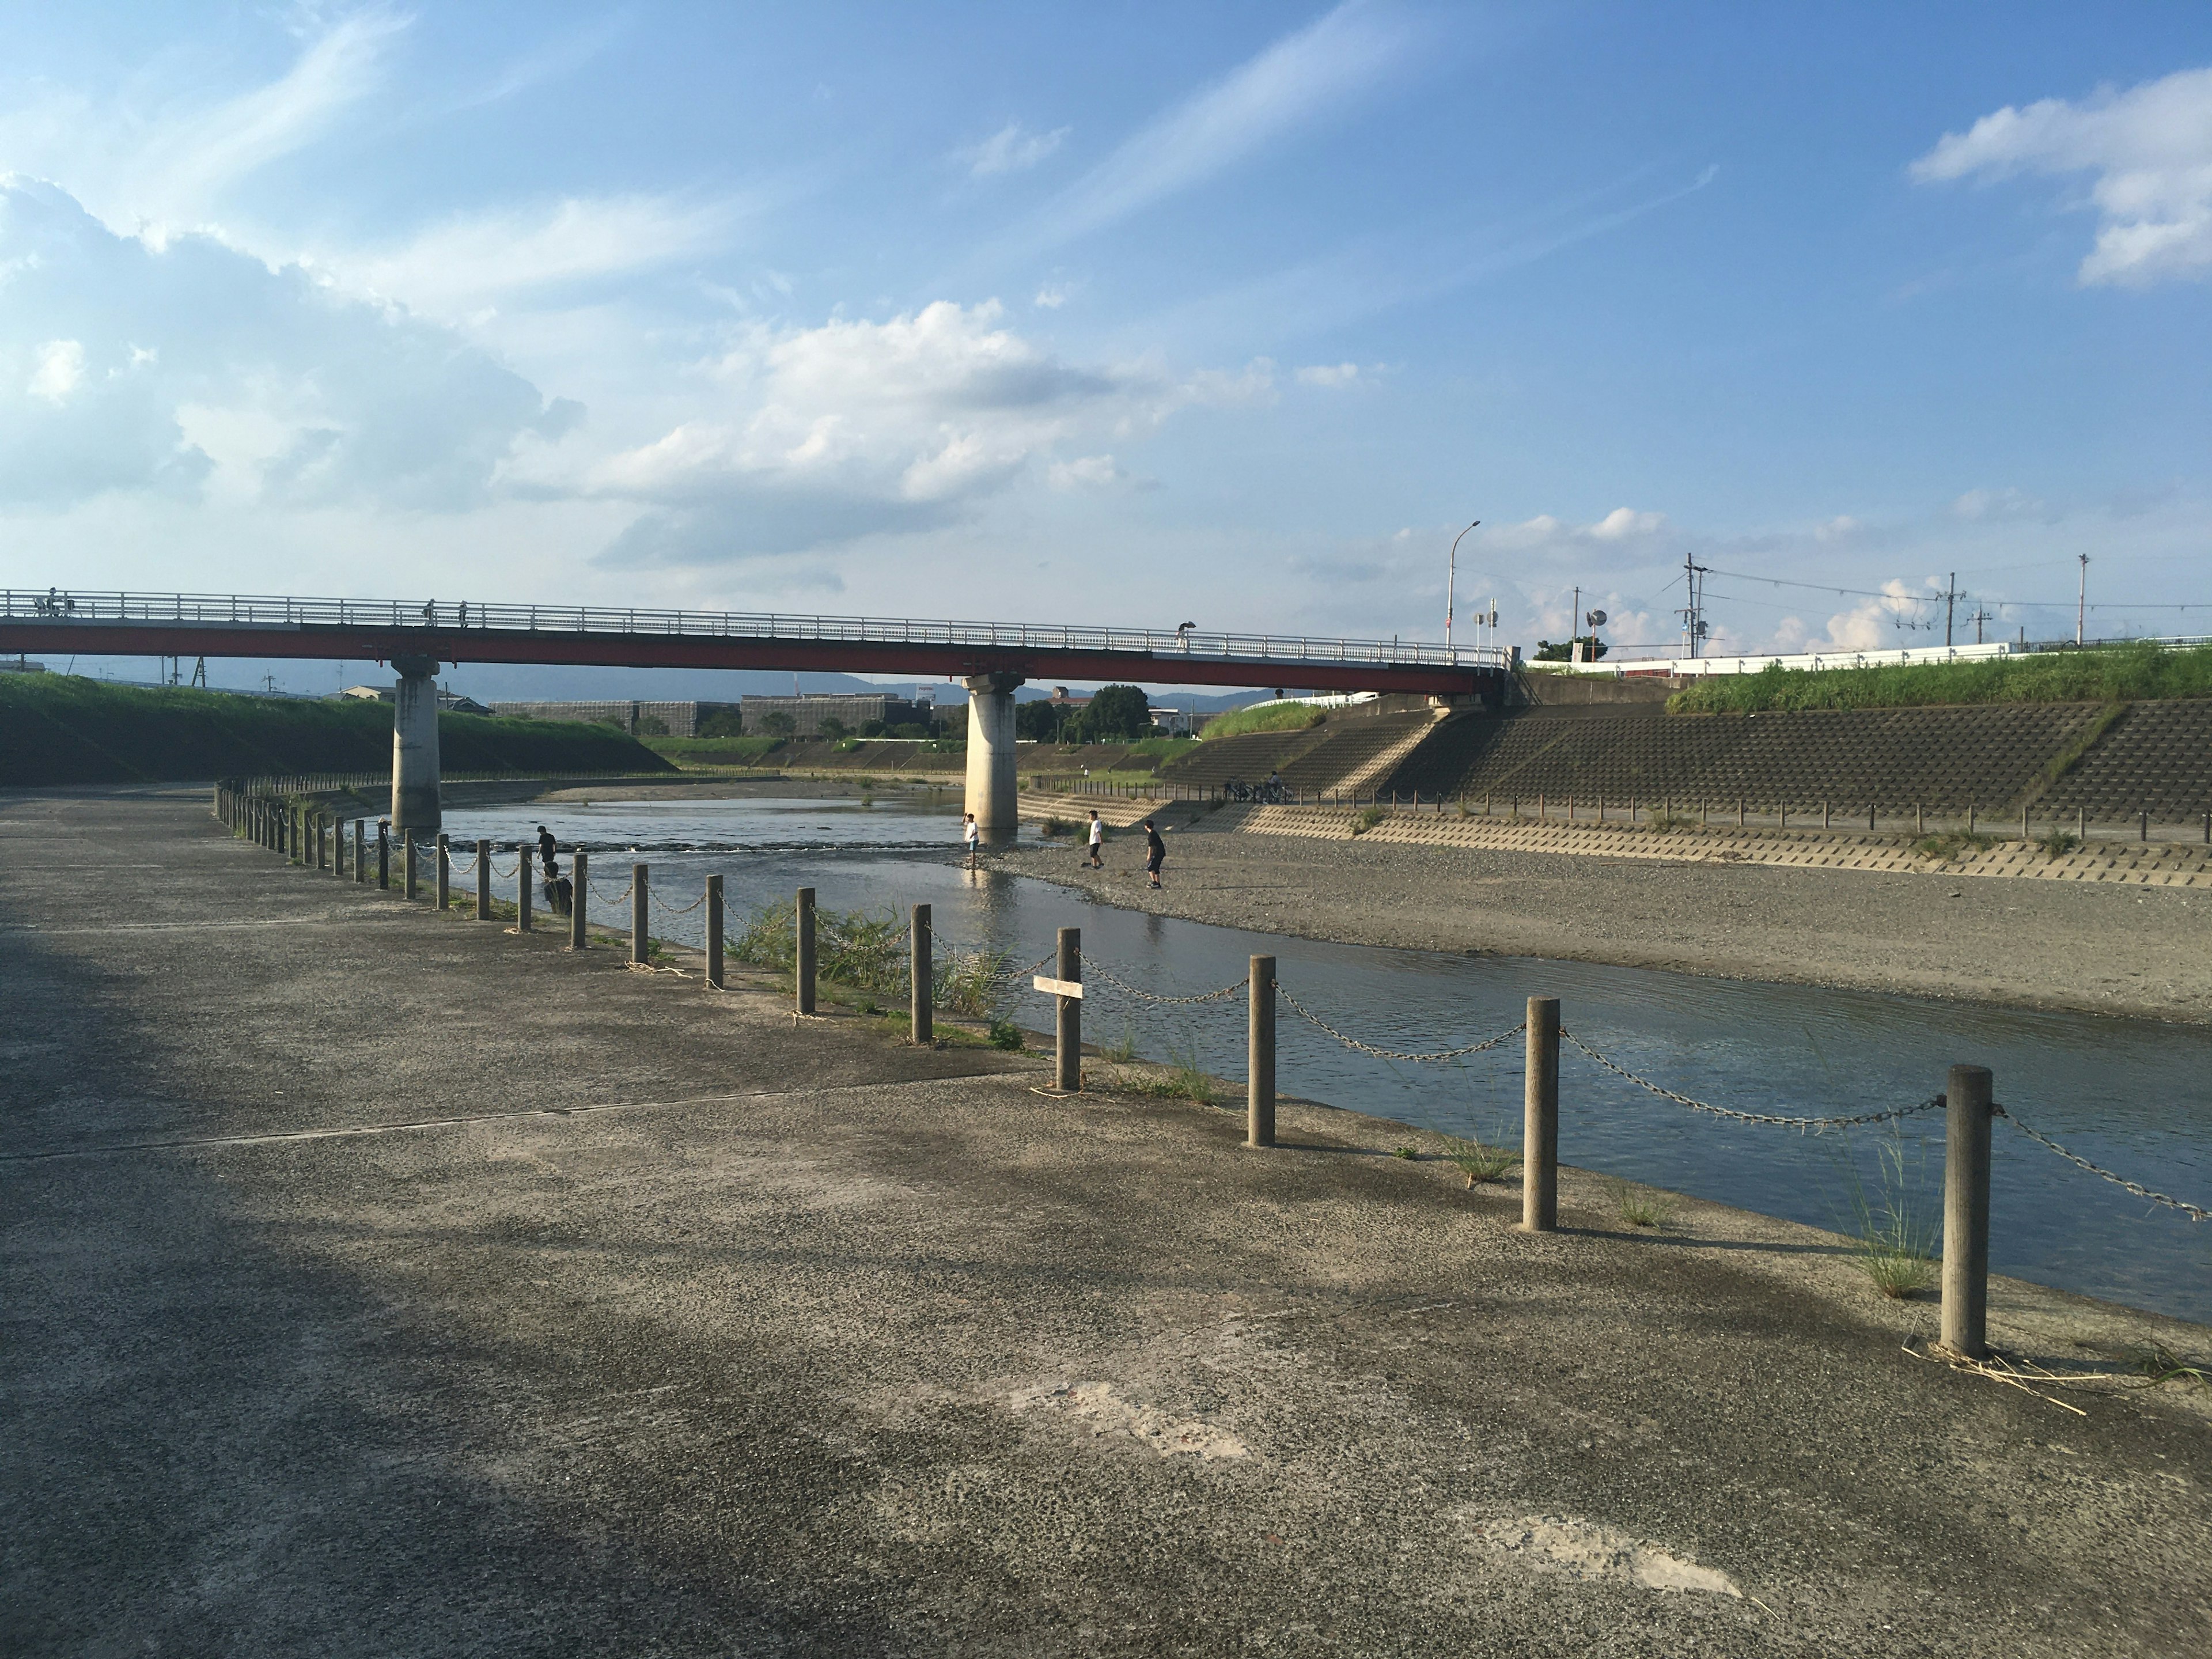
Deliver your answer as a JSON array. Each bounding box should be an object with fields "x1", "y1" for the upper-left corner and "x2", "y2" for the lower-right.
[
  {"x1": 963, "y1": 812, "x2": 980, "y2": 868},
  {"x1": 1086, "y1": 810, "x2": 1104, "y2": 868}
]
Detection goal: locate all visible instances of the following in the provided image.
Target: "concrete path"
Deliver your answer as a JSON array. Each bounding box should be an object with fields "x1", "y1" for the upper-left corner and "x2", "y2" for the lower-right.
[{"x1": 4, "y1": 789, "x2": 2209, "y2": 1657}]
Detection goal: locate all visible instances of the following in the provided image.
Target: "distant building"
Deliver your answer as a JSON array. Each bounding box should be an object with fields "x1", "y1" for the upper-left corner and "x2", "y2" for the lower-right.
[
  {"x1": 2, "y1": 656, "x2": 47, "y2": 674},
  {"x1": 338, "y1": 683, "x2": 492, "y2": 715},
  {"x1": 489, "y1": 700, "x2": 733, "y2": 737},
  {"x1": 740, "y1": 693, "x2": 931, "y2": 737}
]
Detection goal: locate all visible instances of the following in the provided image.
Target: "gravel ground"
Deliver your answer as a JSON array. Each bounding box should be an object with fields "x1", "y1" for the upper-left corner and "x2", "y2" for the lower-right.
[
  {"x1": 994, "y1": 813, "x2": 2212, "y2": 1024},
  {"x1": 5, "y1": 788, "x2": 2209, "y2": 1657}
]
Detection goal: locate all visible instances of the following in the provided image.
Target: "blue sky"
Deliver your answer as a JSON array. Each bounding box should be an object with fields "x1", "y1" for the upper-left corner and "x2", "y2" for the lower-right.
[{"x1": 2, "y1": 1, "x2": 2209, "y2": 683}]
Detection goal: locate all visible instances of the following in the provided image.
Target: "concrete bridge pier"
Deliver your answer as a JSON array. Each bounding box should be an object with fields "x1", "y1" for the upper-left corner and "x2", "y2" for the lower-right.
[
  {"x1": 964, "y1": 672, "x2": 1023, "y2": 845},
  {"x1": 391, "y1": 654, "x2": 442, "y2": 838}
]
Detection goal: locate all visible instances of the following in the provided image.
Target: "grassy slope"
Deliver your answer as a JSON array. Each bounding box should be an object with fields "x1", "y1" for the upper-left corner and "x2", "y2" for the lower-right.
[
  {"x1": 1196, "y1": 703, "x2": 1325, "y2": 740},
  {"x1": 1667, "y1": 642, "x2": 2212, "y2": 714},
  {"x1": 0, "y1": 675, "x2": 674, "y2": 786}
]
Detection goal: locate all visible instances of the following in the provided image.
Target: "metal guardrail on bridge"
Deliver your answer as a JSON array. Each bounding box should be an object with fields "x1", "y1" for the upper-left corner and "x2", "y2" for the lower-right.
[{"x1": 1, "y1": 589, "x2": 1509, "y2": 673}]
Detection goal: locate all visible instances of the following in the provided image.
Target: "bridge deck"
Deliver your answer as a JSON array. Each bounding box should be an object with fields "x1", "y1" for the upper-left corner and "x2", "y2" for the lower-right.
[{"x1": 0, "y1": 590, "x2": 1508, "y2": 694}]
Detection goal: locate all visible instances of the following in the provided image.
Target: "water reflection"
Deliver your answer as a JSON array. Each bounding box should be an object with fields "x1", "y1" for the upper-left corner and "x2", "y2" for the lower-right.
[{"x1": 441, "y1": 792, "x2": 2212, "y2": 1324}]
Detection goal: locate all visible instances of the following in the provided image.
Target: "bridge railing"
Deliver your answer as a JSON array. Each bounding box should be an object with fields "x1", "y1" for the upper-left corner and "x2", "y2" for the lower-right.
[{"x1": 1, "y1": 589, "x2": 1510, "y2": 672}]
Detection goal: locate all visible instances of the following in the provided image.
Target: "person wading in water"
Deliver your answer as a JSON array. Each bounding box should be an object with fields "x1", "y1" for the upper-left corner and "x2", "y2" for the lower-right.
[{"x1": 1142, "y1": 819, "x2": 1165, "y2": 889}]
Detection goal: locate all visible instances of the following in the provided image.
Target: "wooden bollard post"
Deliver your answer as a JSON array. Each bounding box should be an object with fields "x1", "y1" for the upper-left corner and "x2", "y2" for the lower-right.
[
  {"x1": 1737, "y1": 798, "x2": 1745, "y2": 827},
  {"x1": 1054, "y1": 926, "x2": 1081, "y2": 1092},
  {"x1": 1916, "y1": 803, "x2": 1925, "y2": 835},
  {"x1": 1967, "y1": 801, "x2": 1976, "y2": 834},
  {"x1": 1869, "y1": 802, "x2": 1877, "y2": 832},
  {"x1": 2139, "y1": 809, "x2": 2149, "y2": 843},
  {"x1": 474, "y1": 839, "x2": 491, "y2": 918},
  {"x1": 2021, "y1": 804, "x2": 2029, "y2": 842},
  {"x1": 377, "y1": 822, "x2": 389, "y2": 890},
  {"x1": 2076, "y1": 806, "x2": 2085, "y2": 841},
  {"x1": 632, "y1": 865, "x2": 650, "y2": 964},
  {"x1": 910, "y1": 903, "x2": 932, "y2": 1045},
  {"x1": 1247, "y1": 954, "x2": 1275, "y2": 1149},
  {"x1": 1941, "y1": 1063, "x2": 1994, "y2": 1361},
  {"x1": 435, "y1": 833, "x2": 450, "y2": 910},
  {"x1": 354, "y1": 820, "x2": 366, "y2": 885},
  {"x1": 404, "y1": 834, "x2": 419, "y2": 899},
  {"x1": 1522, "y1": 997, "x2": 1561, "y2": 1232},
  {"x1": 795, "y1": 887, "x2": 816, "y2": 1013},
  {"x1": 1821, "y1": 801, "x2": 1830, "y2": 830},
  {"x1": 514, "y1": 844, "x2": 532, "y2": 930},
  {"x1": 703, "y1": 872, "x2": 721, "y2": 982},
  {"x1": 570, "y1": 851, "x2": 589, "y2": 949}
]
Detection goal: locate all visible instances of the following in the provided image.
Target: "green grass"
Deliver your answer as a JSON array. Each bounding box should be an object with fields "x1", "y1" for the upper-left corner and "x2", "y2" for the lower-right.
[
  {"x1": 1667, "y1": 641, "x2": 2212, "y2": 714},
  {"x1": 643, "y1": 733, "x2": 786, "y2": 767},
  {"x1": 986, "y1": 1018, "x2": 1025, "y2": 1051},
  {"x1": 2036, "y1": 699, "x2": 2130, "y2": 787},
  {"x1": 0, "y1": 673, "x2": 672, "y2": 786},
  {"x1": 1197, "y1": 702, "x2": 1326, "y2": 740},
  {"x1": 732, "y1": 899, "x2": 1007, "y2": 1015},
  {"x1": 2037, "y1": 828, "x2": 2082, "y2": 858},
  {"x1": 1838, "y1": 1132, "x2": 1941, "y2": 1300},
  {"x1": 2123, "y1": 1342, "x2": 2209, "y2": 1390},
  {"x1": 1608, "y1": 1179, "x2": 1679, "y2": 1229},
  {"x1": 1351, "y1": 805, "x2": 1388, "y2": 835},
  {"x1": 1444, "y1": 1135, "x2": 1520, "y2": 1186}
]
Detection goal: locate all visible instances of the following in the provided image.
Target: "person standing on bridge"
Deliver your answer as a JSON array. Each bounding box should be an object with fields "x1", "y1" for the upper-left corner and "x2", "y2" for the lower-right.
[
  {"x1": 963, "y1": 812, "x2": 980, "y2": 869},
  {"x1": 1142, "y1": 819, "x2": 1165, "y2": 889},
  {"x1": 1086, "y1": 810, "x2": 1104, "y2": 869}
]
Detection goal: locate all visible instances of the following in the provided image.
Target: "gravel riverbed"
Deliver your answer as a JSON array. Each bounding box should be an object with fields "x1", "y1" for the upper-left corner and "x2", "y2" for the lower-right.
[{"x1": 993, "y1": 818, "x2": 2212, "y2": 1024}]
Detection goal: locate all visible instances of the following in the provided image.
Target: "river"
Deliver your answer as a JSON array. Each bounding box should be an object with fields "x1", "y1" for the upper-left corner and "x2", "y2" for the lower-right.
[{"x1": 441, "y1": 790, "x2": 2212, "y2": 1325}]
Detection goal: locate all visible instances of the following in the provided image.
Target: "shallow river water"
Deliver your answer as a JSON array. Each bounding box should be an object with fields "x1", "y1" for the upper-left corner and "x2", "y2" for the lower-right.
[{"x1": 442, "y1": 792, "x2": 2212, "y2": 1325}]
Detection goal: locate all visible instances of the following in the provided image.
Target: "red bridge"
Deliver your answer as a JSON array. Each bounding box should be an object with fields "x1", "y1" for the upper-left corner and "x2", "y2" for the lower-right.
[{"x1": 1, "y1": 589, "x2": 1512, "y2": 843}]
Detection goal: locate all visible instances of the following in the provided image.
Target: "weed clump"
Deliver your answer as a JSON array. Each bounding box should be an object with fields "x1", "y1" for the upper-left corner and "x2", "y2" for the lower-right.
[
  {"x1": 1351, "y1": 805, "x2": 1388, "y2": 836},
  {"x1": 2123, "y1": 1342, "x2": 2209, "y2": 1390},
  {"x1": 1839, "y1": 1131, "x2": 1940, "y2": 1298},
  {"x1": 986, "y1": 1018, "x2": 1025, "y2": 1051},
  {"x1": 1608, "y1": 1179, "x2": 1679, "y2": 1229},
  {"x1": 2037, "y1": 828, "x2": 2081, "y2": 858},
  {"x1": 1444, "y1": 1135, "x2": 1520, "y2": 1186}
]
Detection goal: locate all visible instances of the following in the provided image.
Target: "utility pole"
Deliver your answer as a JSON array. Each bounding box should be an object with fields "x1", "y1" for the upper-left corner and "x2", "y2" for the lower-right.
[
  {"x1": 1679, "y1": 551, "x2": 1710, "y2": 660},
  {"x1": 1571, "y1": 585, "x2": 1581, "y2": 662},
  {"x1": 1945, "y1": 571, "x2": 1958, "y2": 647},
  {"x1": 2077, "y1": 553, "x2": 2089, "y2": 646},
  {"x1": 1967, "y1": 604, "x2": 1993, "y2": 645},
  {"x1": 1445, "y1": 521, "x2": 1479, "y2": 656}
]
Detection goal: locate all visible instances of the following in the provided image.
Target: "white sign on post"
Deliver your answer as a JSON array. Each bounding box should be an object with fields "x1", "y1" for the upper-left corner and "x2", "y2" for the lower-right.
[{"x1": 1033, "y1": 976, "x2": 1084, "y2": 999}]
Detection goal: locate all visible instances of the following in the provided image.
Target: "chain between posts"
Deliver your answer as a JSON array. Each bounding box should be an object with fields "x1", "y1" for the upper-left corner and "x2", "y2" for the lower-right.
[
  {"x1": 1084, "y1": 959, "x2": 1245, "y2": 1005},
  {"x1": 592, "y1": 877, "x2": 634, "y2": 908},
  {"x1": 1563, "y1": 1031, "x2": 1945, "y2": 1131},
  {"x1": 1995, "y1": 1107, "x2": 2212, "y2": 1222},
  {"x1": 650, "y1": 890, "x2": 709, "y2": 918},
  {"x1": 1277, "y1": 983, "x2": 1525, "y2": 1062}
]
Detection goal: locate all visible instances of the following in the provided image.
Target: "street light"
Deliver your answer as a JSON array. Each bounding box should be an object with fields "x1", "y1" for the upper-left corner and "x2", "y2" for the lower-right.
[{"x1": 1446, "y1": 521, "x2": 1479, "y2": 654}]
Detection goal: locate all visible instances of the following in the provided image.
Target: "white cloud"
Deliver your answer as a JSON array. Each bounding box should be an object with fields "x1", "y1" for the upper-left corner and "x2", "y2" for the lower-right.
[
  {"x1": 1490, "y1": 507, "x2": 1668, "y2": 551},
  {"x1": 0, "y1": 178, "x2": 570, "y2": 511},
  {"x1": 1047, "y1": 454, "x2": 1143, "y2": 491},
  {"x1": 26, "y1": 339, "x2": 85, "y2": 403},
  {"x1": 1295, "y1": 361, "x2": 1359, "y2": 387},
  {"x1": 583, "y1": 300, "x2": 1242, "y2": 562},
  {"x1": 1911, "y1": 66, "x2": 2212, "y2": 285},
  {"x1": 0, "y1": 7, "x2": 409, "y2": 244},
  {"x1": 1589, "y1": 506, "x2": 1665, "y2": 541},
  {"x1": 960, "y1": 121, "x2": 1070, "y2": 177},
  {"x1": 1021, "y1": 1, "x2": 1418, "y2": 248},
  {"x1": 323, "y1": 195, "x2": 743, "y2": 319},
  {"x1": 1033, "y1": 283, "x2": 1071, "y2": 309}
]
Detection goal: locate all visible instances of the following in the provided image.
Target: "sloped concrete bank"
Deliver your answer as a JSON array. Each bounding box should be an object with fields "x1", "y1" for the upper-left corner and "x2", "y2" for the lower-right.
[{"x1": 4, "y1": 787, "x2": 2209, "y2": 1657}]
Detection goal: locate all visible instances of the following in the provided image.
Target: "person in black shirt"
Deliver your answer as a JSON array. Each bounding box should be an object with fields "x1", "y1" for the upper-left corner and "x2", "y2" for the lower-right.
[
  {"x1": 1142, "y1": 819, "x2": 1166, "y2": 889},
  {"x1": 537, "y1": 825, "x2": 558, "y2": 871}
]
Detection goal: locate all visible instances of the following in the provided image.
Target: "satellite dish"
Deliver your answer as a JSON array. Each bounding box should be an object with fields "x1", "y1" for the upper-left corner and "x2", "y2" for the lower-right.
[{"x1": 1586, "y1": 609, "x2": 1608, "y2": 627}]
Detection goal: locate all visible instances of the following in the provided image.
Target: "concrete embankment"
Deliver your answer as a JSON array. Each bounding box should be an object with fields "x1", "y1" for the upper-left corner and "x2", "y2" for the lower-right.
[{"x1": 4, "y1": 786, "x2": 2209, "y2": 1656}]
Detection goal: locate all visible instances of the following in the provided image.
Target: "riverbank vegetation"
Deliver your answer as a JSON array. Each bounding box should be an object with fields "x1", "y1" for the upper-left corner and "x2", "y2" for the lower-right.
[
  {"x1": 1668, "y1": 641, "x2": 2212, "y2": 714},
  {"x1": 1196, "y1": 701, "x2": 1326, "y2": 740},
  {"x1": 0, "y1": 673, "x2": 672, "y2": 786}
]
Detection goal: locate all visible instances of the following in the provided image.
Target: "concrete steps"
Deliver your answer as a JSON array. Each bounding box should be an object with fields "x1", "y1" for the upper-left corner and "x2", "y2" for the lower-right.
[{"x1": 1213, "y1": 801, "x2": 2212, "y2": 888}]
